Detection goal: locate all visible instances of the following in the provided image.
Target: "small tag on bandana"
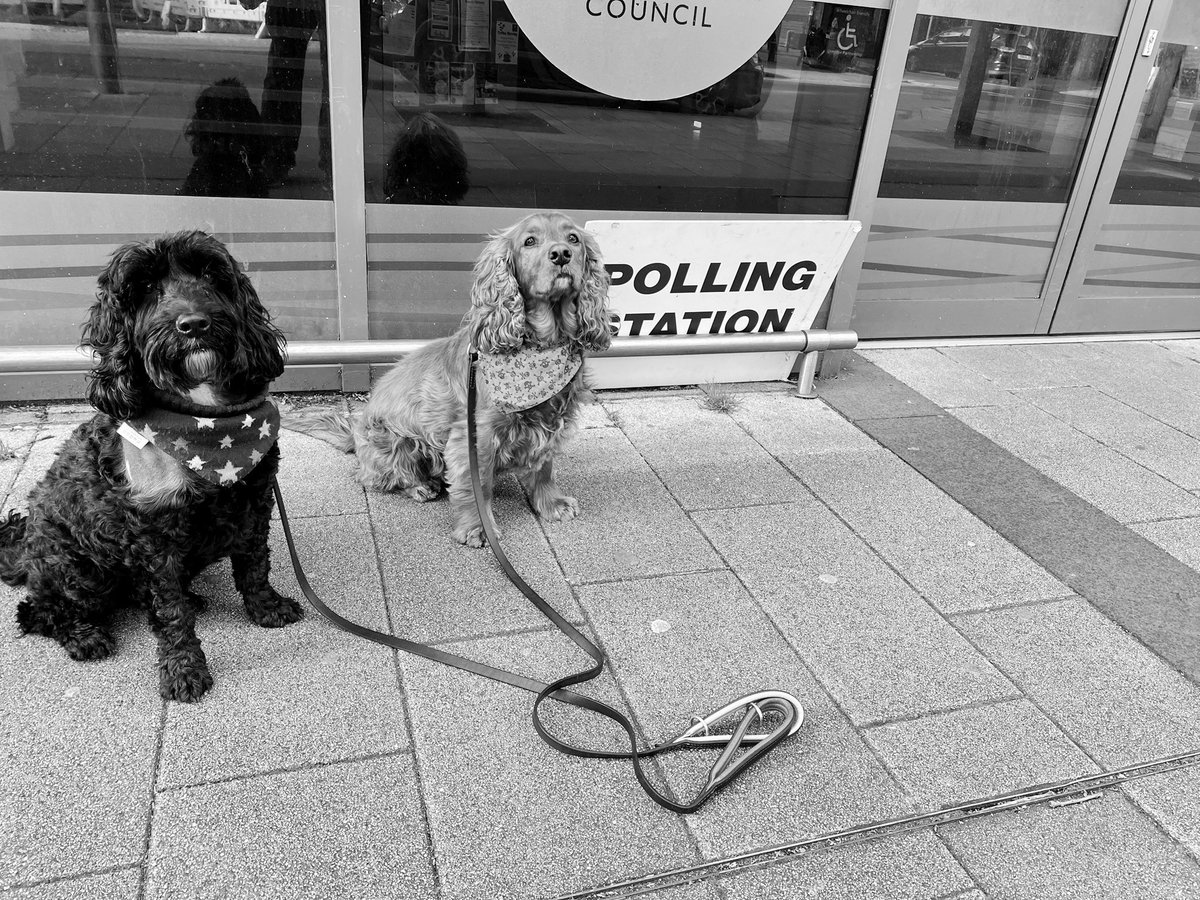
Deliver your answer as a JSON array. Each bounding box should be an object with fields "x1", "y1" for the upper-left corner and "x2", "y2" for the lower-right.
[
  {"x1": 122, "y1": 398, "x2": 279, "y2": 486},
  {"x1": 477, "y1": 344, "x2": 583, "y2": 412}
]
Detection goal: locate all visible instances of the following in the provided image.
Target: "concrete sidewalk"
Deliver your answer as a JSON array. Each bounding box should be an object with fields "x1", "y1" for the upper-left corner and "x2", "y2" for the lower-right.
[{"x1": 3, "y1": 340, "x2": 1200, "y2": 899}]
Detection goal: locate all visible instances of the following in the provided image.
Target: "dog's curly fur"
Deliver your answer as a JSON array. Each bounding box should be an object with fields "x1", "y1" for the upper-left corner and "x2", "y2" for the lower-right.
[
  {"x1": 178, "y1": 77, "x2": 269, "y2": 199},
  {"x1": 0, "y1": 231, "x2": 301, "y2": 702},
  {"x1": 285, "y1": 212, "x2": 612, "y2": 547}
]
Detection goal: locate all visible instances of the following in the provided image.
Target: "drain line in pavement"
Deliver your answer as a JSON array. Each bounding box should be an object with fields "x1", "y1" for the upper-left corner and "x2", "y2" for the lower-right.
[{"x1": 552, "y1": 747, "x2": 1200, "y2": 900}]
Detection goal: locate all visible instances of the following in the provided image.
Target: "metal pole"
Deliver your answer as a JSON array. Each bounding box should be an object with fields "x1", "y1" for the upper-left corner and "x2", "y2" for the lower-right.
[{"x1": 0, "y1": 330, "x2": 860, "y2": 373}]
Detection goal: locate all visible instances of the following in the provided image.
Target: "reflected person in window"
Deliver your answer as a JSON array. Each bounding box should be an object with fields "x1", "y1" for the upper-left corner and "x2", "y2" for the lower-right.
[{"x1": 239, "y1": 0, "x2": 330, "y2": 186}]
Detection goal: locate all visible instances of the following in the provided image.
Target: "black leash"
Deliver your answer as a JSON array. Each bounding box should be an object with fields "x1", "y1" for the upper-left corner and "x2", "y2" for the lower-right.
[{"x1": 272, "y1": 359, "x2": 804, "y2": 812}]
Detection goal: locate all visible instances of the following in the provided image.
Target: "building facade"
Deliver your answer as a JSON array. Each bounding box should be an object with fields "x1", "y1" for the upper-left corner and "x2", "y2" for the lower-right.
[{"x1": 0, "y1": 0, "x2": 1196, "y2": 396}]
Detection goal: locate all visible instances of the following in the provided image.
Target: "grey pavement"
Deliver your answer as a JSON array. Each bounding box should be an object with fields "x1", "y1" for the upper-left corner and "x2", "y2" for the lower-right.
[{"x1": 3, "y1": 340, "x2": 1200, "y2": 898}]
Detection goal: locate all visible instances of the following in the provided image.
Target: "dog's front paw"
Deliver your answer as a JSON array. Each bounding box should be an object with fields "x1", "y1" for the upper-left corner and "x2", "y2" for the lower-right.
[
  {"x1": 404, "y1": 482, "x2": 441, "y2": 503},
  {"x1": 453, "y1": 523, "x2": 488, "y2": 548},
  {"x1": 160, "y1": 648, "x2": 213, "y2": 702},
  {"x1": 244, "y1": 589, "x2": 305, "y2": 628},
  {"x1": 64, "y1": 624, "x2": 116, "y2": 661},
  {"x1": 542, "y1": 495, "x2": 579, "y2": 523}
]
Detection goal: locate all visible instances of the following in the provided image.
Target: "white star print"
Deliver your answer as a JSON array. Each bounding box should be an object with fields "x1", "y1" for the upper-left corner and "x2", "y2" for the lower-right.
[
  {"x1": 139, "y1": 424, "x2": 158, "y2": 444},
  {"x1": 249, "y1": 449, "x2": 263, "y2": 465},
  {"x1": 195, "y1": 417, "x2": 216, "y2": 430},
  {"x1": 258, "y1": 421, "x2": 273, "y2": 439},
  {"x1": 216, "y1": 459, "x2": 243, "y2": 484},
  {"x1": 172, "y1": 437, "x2": 190, "y2": 452},
  {"x1": 187, "y1": 455, "x2": 205, "y2": 471},
  {"x1": 219, "y1": 435, "x2": 234, "y2": 449},
  {"x1": 242, "y1": 414, "x2": 255, "y2": 428}
]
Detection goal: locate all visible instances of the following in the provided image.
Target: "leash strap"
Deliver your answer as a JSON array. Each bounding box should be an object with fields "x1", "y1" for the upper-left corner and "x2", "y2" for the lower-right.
[{"x1": 272, "y1": 363, "x2": 804, "y2": 813}]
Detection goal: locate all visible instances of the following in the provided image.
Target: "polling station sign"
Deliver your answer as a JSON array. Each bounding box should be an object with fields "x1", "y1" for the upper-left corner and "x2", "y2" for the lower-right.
[
  {"x1": 504, "y1": 0, "x2": 791, "y2": 101},
  {"x1": 584, "y1": 219, "x2": 861, "y2": 388}
]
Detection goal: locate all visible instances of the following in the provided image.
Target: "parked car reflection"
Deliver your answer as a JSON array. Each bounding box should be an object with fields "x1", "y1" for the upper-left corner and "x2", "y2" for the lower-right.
[{"x1": 905, "y1": 26, "x2": 1037, "y2": 85}]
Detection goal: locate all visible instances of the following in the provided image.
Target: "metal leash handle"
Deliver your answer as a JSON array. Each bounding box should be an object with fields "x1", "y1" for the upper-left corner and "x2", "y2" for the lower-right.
[{"x1": 465, "y1": 353, "x2": 804, "y2": 812}]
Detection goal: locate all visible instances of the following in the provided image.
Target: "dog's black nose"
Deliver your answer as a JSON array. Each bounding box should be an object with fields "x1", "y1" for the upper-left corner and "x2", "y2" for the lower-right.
[
  {"x1": 549, "y1": 245, "x2": 572, "y2": 267},
  {"x1": 176, "y1": 313, "x2": 210, "y2": 335}
]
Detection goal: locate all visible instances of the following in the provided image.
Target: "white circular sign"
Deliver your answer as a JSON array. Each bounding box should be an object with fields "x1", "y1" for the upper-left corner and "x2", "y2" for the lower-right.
[{"x1": 504, "y1": 0, "x2": 792, "y2": 101}]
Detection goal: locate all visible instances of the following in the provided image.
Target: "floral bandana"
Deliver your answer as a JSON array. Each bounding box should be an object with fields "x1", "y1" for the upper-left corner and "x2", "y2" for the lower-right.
[
  {"x1": 119, "y1": 393, "x2": 279, "y2": 486},
  {"x1": 476, "y1": 344, "x2": 584, "y2": 412}
]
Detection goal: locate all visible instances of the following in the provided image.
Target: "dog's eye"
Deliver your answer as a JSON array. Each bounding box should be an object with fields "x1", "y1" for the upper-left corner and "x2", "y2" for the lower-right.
[
  {"x1": 524, "y1": 236, "x2": 536, "y2": 247},
  {"x1": 567, "y1": 234, "x2": 580, "y2": 244}
]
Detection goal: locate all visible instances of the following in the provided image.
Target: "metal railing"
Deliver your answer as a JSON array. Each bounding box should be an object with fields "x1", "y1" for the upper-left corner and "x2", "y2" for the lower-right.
[{"x1": 0, "y1": 329, "x2": 859, "y2": 395}]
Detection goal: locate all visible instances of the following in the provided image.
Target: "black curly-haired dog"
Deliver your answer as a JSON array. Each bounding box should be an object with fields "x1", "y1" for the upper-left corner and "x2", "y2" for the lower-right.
[
  {"x1": 0, "y1": 231, "x2": 302, "y2": 702},
  {"x1": 383, "y1": 112, "x2": 470, "y2": 205},
  {"x1": 179, "y1": 77, "x2": 269, "y2": 199}
]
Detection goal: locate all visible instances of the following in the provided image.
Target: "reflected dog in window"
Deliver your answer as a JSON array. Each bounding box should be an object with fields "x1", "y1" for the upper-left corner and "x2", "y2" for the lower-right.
[
  {"x1": 0, "y1": 231, "x2": 302, "y2": 702},
  {"x1": 384, "y1": 112, "x2": 471, "y2": 205},
  {"x1": 285, "y1": 212, "x2": 613, "y2": 547},
  {"x1": 178, "y1": 77, "x2": 269, "y2": 199}
]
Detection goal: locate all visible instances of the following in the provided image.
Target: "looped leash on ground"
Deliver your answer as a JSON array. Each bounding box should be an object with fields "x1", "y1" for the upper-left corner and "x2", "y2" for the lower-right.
[{"x1": 272, "y1": 358, "x2": 805, "y2": 812}]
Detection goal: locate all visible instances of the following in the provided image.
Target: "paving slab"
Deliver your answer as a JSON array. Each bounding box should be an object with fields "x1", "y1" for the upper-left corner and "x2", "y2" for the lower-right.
[
  {"x1": 953, "y1": 403, "x2": 1200, "y2": 524},
  {"x1": 2, "y1": 868, "x2": 141, "y2": 900},
  {"x1": 834, "y1": 397, "x2": 1200, "y2": 680},
  {"x1": 787, "y1": 448, "x2": 1067, "y2": 613},
  {"x1": 1122, "y1": 766, "x2": 1200, "y2": 857},
  {"x1": 368, "y1": 476, "x2": 583, "y2": 643},
  {"x1": 146, "y1": 755, "x2": 434, "y2": 900},
  {"x1": 692, "y1": 503, "x2": 1018, "y2": 726},
  {"x1": 396, "y1": 629, "x2": 700, "y2": 900},
  {"x1": 727, "y1": 390, "x2": 881, "y2": 455},
  {"x1": 0, "y1": 424, "x2": 38, "y2": 503},
  {"x1": 717, "y1": 831, "x2": 974, "y2": 900},
  {"x1": 858, "y1": 347, "x2": 1017, "y2": 409},
  {"x1": 0, "y1": 606, "x2": 160, "y2": 888},
  {"x1": 863, "y1": 699, "x2": 1098, "y2": 811},
  {"x1": 1019, "y1": 386, "x2": 1200, "y2": 490},
  {"x1": 937, "y1": 345, "x2": 1093, "y2": 390},
  {"x1": 157, "y1": 639, "x2": 405, "y2": 789},
  {"x1": 1, "y1": 423, "x2": 79, "y2": 515},
  {"x1": 813, "y1": 356, "x2": 945, "y2": 421},
  {"x1": 607, "y1": 395, "x2": 811, "y2": 510},
  {"x1": 955, "y1": 598, "x2": 1200, "y2": 766},
  {"x1": 576, "y1": 570, "x2": 914, "y2": 858},
  {"x1": 1132, "y1": 517, "x2": 1200, "y2": 573},
  {"x1": 275, "y1": 429, "x2": 369, "y2": 519},
  {"x1": 542, "y1": 426, "x2": 723, "y2": 584},
  {"x1": 939, "y1": 790, "x2": 1200, "y2": 899}
]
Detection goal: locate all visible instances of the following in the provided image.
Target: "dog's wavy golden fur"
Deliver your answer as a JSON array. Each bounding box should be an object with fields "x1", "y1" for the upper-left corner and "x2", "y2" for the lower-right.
[{"x1": 286, "y1": 212, "x2": 612, "y2": 546}]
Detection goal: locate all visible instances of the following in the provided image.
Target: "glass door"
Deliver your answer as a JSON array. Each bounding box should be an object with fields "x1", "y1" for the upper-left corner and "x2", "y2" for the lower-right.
[
  {"x1": 849, "y1": 0, "x2": 1135, "y2": 339},
  {"x1": 1049, "y1": 0, "x2": 1200, "y2": 333}
]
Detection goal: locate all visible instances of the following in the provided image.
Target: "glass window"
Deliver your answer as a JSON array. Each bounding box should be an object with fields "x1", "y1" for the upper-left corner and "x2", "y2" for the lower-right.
[
  {"x1": 362, "y1": 0, "x2": 888, "y2": 215},
  {"x1": 0, "y1": 0, "x2": 332, "y2": 199},
  {"x1": 879, "y1": 15, "x2": 1117, "y2": 202},
  {"x1": 1110, "y1": 39, "x2": 1200, "y2": 206}
]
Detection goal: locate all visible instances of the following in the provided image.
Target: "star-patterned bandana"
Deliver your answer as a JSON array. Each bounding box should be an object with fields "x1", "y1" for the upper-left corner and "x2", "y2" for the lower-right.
[
  {"x1": 120, "y1": 393, "x2": 279, "y2": 487},
  {"x1": 476, "y1": 344, "x2": 583, "y2": 413}
]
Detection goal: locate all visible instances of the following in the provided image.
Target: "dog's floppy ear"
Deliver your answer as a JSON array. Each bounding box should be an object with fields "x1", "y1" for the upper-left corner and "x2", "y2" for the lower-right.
[
  {"x1": 82, "y1": 240, "x2": 159, "y2": 419},
  {"x1": 233, "y1": 267, "x2": 287, "y2": 384},
  {"x1": 573, "y1": 228, "x2": 613, "y2": 353},
  {"x1": 469, "y1": 228, "x2": 526, "y2": 354}
]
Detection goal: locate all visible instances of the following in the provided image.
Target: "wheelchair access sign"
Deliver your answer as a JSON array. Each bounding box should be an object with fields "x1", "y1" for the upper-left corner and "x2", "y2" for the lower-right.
[
  {"x1": 584, "y1": 219, "x2": 861, "y2": 389},
  {"x1": 503, "y1": 0, "x2": 792, "y2": 101}
]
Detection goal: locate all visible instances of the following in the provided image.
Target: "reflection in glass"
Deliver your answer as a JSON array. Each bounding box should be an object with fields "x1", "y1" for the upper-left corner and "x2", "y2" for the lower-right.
[
  {"x1": 0, "y1": 0, "x2": 331, "y2": 198},
  {"x1": 1111, "y1": 40, "x2": 1200, "y2": 206},
  {"x1": 362, "y1": 1, "x2": 887, "y2": 214},
  {"x1": 880, "y1": 15, "x2": 1116, "y2": 202}
]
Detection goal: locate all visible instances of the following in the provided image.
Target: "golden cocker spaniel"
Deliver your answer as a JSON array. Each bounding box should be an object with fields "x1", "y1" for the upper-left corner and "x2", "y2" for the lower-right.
[{"x1": 287, "y1": 212, "x2": 613, "y2": 546}]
